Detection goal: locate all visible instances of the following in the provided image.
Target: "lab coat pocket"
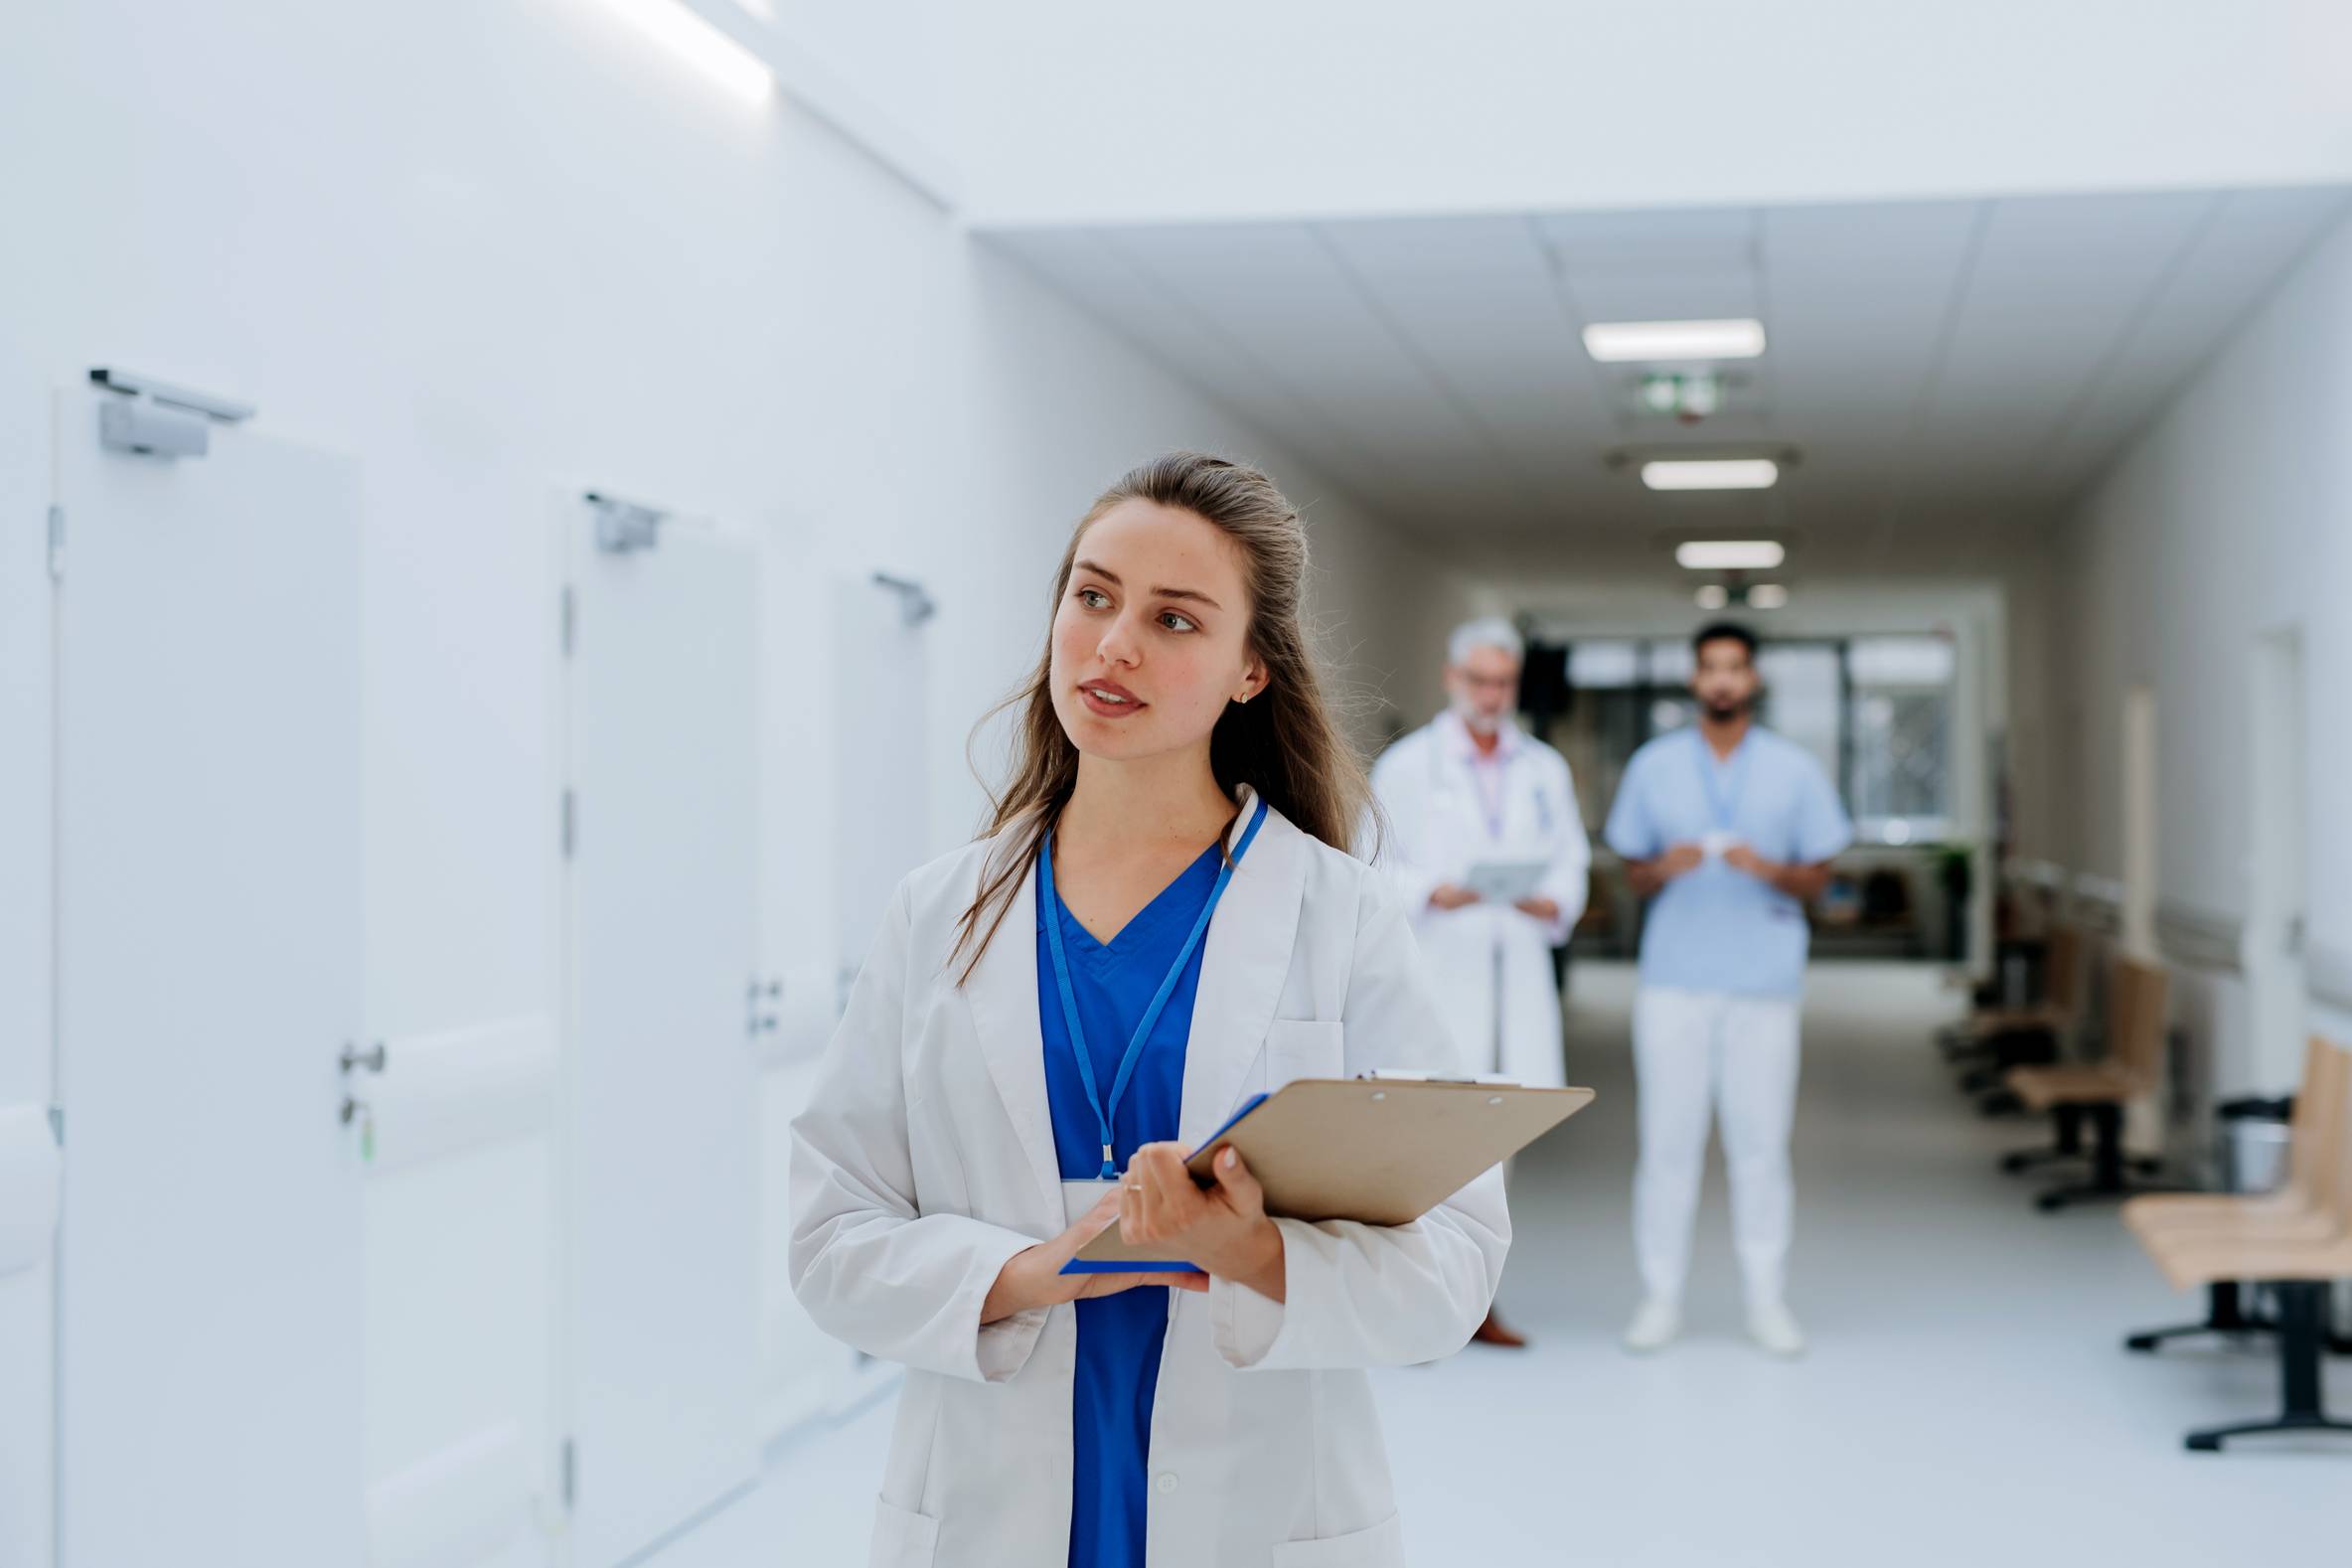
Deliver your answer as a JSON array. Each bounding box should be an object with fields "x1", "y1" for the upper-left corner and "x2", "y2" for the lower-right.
[
  {"x1": 869, "y1": 1494, "x2": 939, "y2": 1568},
  {"x1": 1264, "y1": 1019, "x2": 1345, "y2": 1089},
  {"x1": 1271, "y1": 1510, "x2": 1404, "y2": 1566}
]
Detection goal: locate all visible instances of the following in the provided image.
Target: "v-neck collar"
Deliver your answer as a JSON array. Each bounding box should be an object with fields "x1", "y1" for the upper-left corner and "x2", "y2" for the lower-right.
[
  {"x1": 1045, "y1": 838, "x2": 1223, "y2": 955},
  {"x1": 962, "y1": 787, "x2": 1307, "y2": 1225}
]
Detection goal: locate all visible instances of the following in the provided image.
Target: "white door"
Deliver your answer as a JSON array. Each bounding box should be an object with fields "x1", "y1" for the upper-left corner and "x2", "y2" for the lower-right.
[
  {"x1": 52, "y1": 382, "x2": 366, "y2": 1565},
  {"x1": 558, "y1": 496, "x2": 760, "y2": 1568},
  {"x1": 2246, "y1": 627, "x2": 2307, "y2": 1090},
  {"x1": 831, "y1": 573, "x2": 934, "y2": 982}
]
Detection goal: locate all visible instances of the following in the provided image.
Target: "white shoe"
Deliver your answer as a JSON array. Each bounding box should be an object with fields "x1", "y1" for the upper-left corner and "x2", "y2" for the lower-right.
[
  {"x1": 1747, "y1": 1300, "x2": 1805, "y2": 1357},
  {"x1": 1623, "y1": 1297, "x2": 1680, "y2": 1352}
]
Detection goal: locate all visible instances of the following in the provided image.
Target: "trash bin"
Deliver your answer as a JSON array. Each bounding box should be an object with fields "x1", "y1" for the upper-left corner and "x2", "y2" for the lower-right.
[{"x1": 2214, "y1": 1094, "x2": 2293, "y2": 1194}]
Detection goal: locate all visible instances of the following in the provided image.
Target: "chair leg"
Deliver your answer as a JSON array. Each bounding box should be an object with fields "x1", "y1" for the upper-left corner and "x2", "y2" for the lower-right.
[
  {"x1": 2126, "y1": 1283, "x2": 2278, "y2": 1351},
  {"x1": 2033, "y1": 1106, "x2": 2189, "y2": 1211},
  {"x1": 2185, "y1": 1284, "x2": 2352, "y2": 1451},
  {"x1": 2000, "y1": 1106, "x2": 2084, "y2": 1174}
]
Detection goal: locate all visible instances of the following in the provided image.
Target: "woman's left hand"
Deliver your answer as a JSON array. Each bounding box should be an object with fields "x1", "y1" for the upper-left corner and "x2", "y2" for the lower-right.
[{"x1": 1120, "y1": 1143, "x2": 1287, "y2": 1302}]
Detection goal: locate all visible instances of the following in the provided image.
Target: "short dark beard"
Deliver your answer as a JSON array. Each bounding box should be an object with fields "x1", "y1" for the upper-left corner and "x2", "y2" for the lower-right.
[{"x1": 1702, "y1": 696, "x2": 1748, "y2": 723}]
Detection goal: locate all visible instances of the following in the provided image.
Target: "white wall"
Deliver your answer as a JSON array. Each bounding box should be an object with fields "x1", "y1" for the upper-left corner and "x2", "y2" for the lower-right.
[
  {"x1": 0, "y1": 5, "x2": 1459, "y2": 1564},
  {"x1": 946, "y1": 0, "x2": 2352, "y2": 227},
  {"x1": 2040, "y1": 206, "x2": 2352, "y2": 1094}
]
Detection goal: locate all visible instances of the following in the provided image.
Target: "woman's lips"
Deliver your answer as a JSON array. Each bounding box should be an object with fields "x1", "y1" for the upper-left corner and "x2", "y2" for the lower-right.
[{"x1": 1078, "y1": 682, "x2": 1145, "y2": 718}]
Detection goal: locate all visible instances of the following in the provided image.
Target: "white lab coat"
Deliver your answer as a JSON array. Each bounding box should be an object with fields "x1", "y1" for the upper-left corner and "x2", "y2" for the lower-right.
[
  {"x1": 1369, "y1": 713, "x2": 1591, "y2": 1088},
  {"x1": 789, "y1": 789, "x2": 1508, "y2": 1568}
]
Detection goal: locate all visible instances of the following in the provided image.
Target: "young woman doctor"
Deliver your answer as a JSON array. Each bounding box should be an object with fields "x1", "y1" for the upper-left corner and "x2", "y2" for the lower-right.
[{"x1": 790, "y1": 453, "x2": 1508, "y2": 1568}]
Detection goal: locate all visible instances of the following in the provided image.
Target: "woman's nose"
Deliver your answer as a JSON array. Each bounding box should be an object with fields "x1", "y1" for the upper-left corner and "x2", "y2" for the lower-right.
[{"x1": 1096, "y1": 612, "x2": 1143, "y2": 666}]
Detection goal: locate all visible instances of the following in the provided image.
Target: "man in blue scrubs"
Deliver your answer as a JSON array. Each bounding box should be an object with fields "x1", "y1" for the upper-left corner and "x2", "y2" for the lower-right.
[{"x1": 1604, "y1": 623, "x2": 1850, "y2": 1357}]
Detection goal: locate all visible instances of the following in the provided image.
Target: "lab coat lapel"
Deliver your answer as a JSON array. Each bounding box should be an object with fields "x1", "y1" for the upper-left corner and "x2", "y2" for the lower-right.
[
  {"x1": 1178, "y1": 793, "x2": 1309, "y2": 1149},
  {"x1": 958, "y1": 836, "x2": 1063, "y2": 1228}
]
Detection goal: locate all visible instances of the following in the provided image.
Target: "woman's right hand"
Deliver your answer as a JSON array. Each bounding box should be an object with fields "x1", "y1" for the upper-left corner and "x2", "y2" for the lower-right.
[{"x1": 980, "y1": 1190, "x2": 1209, "y2": 1324}]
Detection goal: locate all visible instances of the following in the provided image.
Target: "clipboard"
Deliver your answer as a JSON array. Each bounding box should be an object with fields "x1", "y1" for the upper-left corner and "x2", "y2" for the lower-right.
[
  {"x1": 1464, "y1": 859, "x2": 1548, "y2": 903},
  {"x1": 1068, "y1": 1076, "x2": 1595, "y2": 1271}
]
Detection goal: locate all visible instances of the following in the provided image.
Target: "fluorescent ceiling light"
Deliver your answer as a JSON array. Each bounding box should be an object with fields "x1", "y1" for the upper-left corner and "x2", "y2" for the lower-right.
[
  {"x1": 1747, "y1": 583, "x2": 1790, "y2": 610},
  {"x1": 1694, "y1": 584, "x2": 1730, "y2": 610},
  {"x1": 1643, "y1": 458, "x2": 1779, "y2": 491},
  {"x1": 1675, "y1": 541, "x2": 1786, "y2": 571},
  {"x1": 593, "y1": 0, "x2": 774, "y2": 103},
  {"x1": 1584, "y1": 318, "x2": 1767, "y2": 363}
]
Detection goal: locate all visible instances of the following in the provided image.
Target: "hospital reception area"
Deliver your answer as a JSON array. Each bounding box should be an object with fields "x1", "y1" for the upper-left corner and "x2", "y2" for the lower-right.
[{"x1": 4, "y1": 3, "x2": 2351, "y2": 1565}]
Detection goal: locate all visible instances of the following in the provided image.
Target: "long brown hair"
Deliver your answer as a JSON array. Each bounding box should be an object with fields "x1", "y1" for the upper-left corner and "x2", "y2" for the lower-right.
[{"x1": 951, "y1": 451, "x2": 1374, "y2": 982}]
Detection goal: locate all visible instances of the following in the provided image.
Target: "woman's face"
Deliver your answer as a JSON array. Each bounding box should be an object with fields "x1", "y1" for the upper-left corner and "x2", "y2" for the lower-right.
[{"x1": 1048, "y1": 499, "x2": 1267, "y2": 768}]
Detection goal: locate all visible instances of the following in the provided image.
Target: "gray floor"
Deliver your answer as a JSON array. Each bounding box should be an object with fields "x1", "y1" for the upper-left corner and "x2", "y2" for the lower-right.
[{"x1": 659, "y1": 962, "x2": 2350, "y2": 1566}]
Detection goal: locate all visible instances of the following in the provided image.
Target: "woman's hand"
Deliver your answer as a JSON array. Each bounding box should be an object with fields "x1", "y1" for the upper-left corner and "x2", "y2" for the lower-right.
[
  {"x1": 1121, "y1": 1143, "x2": 1287, "y2": 1303},
  {"x1": 980, "y1": 1190, "x2": 1208, "y2": 1325}
]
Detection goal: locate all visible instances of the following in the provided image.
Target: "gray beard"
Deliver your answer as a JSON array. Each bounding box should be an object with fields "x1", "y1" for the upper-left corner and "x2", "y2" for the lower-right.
[{"x1": 1451, "y1": 696, "x2": 1500, "y2": 736}]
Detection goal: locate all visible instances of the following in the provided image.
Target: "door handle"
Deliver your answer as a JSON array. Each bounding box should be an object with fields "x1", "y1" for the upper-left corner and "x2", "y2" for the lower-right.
[{"x1": 339, "y1": 1041, "x2": 387, "y2": 1074}]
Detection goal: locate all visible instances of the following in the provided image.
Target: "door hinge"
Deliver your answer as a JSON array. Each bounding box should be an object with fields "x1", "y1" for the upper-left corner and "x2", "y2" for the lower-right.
[
  {"x1": 561, "y1": 790, "x2": 575, "y2": 860},
  {"x1": 561, "y1": 1439, "x2": 576, "y2": 1508},
  {"x1": 47, "y1": 506, "x2": 64, "y2": 580},
  {"x1": 47, "y1": 1105, "x2": 64, "y2": 1146},
  {"x1": 560, "y1": 585, "x2": 575, "y2": 658}
]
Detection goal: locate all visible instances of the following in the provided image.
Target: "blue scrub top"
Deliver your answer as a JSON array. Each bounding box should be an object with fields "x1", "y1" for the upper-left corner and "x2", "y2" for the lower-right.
[
  {"x1": 1603, "y1": 725, "x2": 1851, "y2": 997},
  {"x1": 1036, "y1": 841, "x2": 1222, "y2": 1568}
]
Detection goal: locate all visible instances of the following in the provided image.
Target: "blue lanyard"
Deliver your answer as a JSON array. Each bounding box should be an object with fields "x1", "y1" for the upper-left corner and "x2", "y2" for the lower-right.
[
  {"x1": 1039, "y1": 798, "x2": 1268, "y2": 1179},
  {"x1": 1692, "y1": 728, "x2": 1750, "y2": 832}
]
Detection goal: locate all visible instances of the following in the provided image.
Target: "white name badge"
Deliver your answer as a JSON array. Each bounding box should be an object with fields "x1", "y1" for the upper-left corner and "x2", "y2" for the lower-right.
[
  {"x1": 1700, "y1": 830, "x2": 1745, "y2": 860},
  {"x1": 1063, "y1": 1177, "x2": 1120, "y2": 1229}
]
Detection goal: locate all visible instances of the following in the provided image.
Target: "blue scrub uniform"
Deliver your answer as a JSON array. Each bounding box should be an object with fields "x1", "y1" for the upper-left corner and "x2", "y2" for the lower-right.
[{"x1": 1036, "y1": 843, "x2": 1221, "y2": 1568}]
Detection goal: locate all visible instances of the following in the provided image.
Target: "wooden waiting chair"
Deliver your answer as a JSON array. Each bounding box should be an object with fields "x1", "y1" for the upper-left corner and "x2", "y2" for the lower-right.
[
  {"x1": 2131, "y1": 1036, "x2": 2352, "y2": 1452},
  {"x1": 1952, "y1": 927, "x2": 2083, "y2": 1109},
  {"x1": 1954, "y1": 924, "x2": 2084, "y2": 1042},
  {"x1": 2003, "y1": 955, "x2": 2184, "y2": 1211},
  {"x1": 2120, "y1": 1038, "x2": 2352, "y2": 1354}
]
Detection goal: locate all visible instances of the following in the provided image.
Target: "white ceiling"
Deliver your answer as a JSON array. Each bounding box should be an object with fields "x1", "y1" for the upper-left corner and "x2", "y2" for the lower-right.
[{"x1": 981, "y1": 187, "x2": 2351, "y2": 551}]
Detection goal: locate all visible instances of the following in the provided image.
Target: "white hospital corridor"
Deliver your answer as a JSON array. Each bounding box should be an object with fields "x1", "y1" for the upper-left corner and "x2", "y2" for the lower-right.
[{"x1": 3, "y1": 5, "x2": 2350, "y2": 1568}]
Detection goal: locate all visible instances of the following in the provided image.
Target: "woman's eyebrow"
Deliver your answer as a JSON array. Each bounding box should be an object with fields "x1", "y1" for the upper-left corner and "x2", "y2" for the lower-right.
[{"x1": 1074, "y1": 558, "x2": 1220, "y2": 610}]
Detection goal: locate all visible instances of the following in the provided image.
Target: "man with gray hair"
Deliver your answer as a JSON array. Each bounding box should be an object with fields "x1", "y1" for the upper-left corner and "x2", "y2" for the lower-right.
[{"x1": 1371, "y1": 617, "x2": 1591, "y2": 1346}]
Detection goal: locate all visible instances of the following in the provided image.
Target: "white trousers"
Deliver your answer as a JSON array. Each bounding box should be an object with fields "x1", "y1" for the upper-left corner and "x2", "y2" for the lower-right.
[{"x1": 1631, "y1": 986, "x2": 1803, "y2": 1306}]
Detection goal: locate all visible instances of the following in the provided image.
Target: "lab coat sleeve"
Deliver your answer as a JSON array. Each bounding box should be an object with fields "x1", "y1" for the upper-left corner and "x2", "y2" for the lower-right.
[
  {"x1": 1209, "y1": 877, "x2": 1510, "y2": 1370},
  {"x1": 789, "y1": 881, "x2": 1052, "y2": 1385},
  {"x1": 1367, "y1": 739, "x2": 1440, "y2": 916},
  {"x1": 1530, "y1": 750, "x2": 1592, "y2": 946}
]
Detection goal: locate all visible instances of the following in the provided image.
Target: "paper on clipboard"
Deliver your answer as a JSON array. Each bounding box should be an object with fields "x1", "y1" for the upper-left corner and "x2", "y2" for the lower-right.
[
  {"x1": 1463, "y1": 859, "x2": 1547, "y2": 903},
  {"x1": 1068, "y1": 1076, "x2": 1595, "y2": 1272}
]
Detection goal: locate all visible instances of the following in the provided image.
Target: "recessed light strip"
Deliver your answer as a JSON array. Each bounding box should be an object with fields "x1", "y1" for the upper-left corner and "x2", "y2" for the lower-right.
[
  {"x1": 1643, "y1": 458, "x2": 1779, "y2": 491},
  {"x1": 1584, "y1": 318, "x2": 1767, "y2": 363},
  {"x1": 590, "y1": 0, "x2": 774, "y2": 103},
  {"x1": 1675, "y1": 541, "x2": 1786, "y2": 570}
]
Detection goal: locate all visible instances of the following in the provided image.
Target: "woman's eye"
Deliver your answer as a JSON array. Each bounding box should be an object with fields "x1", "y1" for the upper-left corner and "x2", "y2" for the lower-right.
[
  {"x1": 1160, "y1": 611, "x2": 1197, "y2": 633},
  {"x1": 1077, "y1": 588, "x2": 1109, "y2": 609}
]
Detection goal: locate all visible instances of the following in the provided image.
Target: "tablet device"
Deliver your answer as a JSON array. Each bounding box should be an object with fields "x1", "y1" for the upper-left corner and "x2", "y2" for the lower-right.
[{"x1": 1464, "y1": 859, "x2": 1548, "y2": 903}]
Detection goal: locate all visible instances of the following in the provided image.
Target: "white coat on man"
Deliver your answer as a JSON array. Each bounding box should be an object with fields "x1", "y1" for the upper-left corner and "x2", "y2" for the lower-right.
[
  {"x1": 1369, "y1": 640, "x2": 1591, "y2": 1089},
  {"x1": 789, "y1": 790, "x2": 1508, "y2": 1568}
]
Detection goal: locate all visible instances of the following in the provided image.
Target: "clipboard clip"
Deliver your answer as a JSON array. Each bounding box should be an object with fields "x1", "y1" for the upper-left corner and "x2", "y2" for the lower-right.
[{"x1": 1358, "y1": 1069, "x2": 1523, "y2": 1086}]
